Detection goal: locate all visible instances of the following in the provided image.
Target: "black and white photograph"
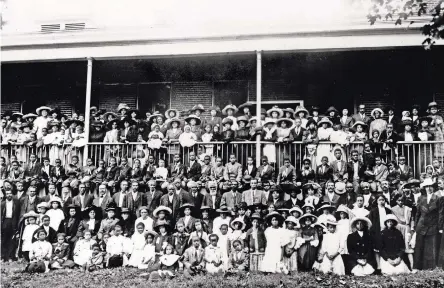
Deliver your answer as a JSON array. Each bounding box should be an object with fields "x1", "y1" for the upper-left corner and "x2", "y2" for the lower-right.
[{"x1": 1, "y1": 0, "x2": 444, "y2": 287}]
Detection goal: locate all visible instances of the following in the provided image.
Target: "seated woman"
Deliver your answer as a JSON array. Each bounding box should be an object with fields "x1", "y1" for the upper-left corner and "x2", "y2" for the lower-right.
[{"x1": 347, "y1": 217, "x2": 375, "y2": 276}]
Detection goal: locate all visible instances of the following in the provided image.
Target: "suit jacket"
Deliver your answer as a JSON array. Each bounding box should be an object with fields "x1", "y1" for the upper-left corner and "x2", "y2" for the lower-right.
[
  {"x1": 118, "y1": 165, "x2": 132, "y2": 182},
  {"x1": 386, "y1": 116, "x2": 400, "y2": 131},
  {"x1": 347, "y1": 160, "x2": 365, "y2": 181},
  {"x1": 256, "y1": 165, "x2": 275, "y2": 183},
  {"x1": 321, "y1": 193, "x2": 340, "y2": 206},
  {"x1": 331, "y1": 160, "x2": 348, "y2": 182},
  {"x1": 1, "y1": 198, "x2": 20, "y2": 230},
  {"x1": 58, "y1": 217, "x2": 81, "y2": 241},
  {"x1": 93, "y1": 194, "x2": 114, "y2": 215},
  {"x1": 416, "y1": 194, "x2": 440, "y2": 236},
  {"x1": 228, "y1": 250, "x2": 249, "y2": 270},
  {"x1": 72, "y1": 194, "x2": 94, "y2": 210},
  {"x1": 200, "y1": 164, "x2": 213, "y2": 180},
  {"x1": 143, "y1": 163, "x2": 157, "y2": 181},
  {"x1": 119, "y1": 127, "x2": 138, "y2": 142},
  {"x1": 242, "y1": 165, "x2": 257, "y2": 178},
  {"x1": 183, "y1": 246, "x2": 205, "y2": 268},
  {"x1": 221, "y1": 191, "x2": 243, "y2": 210},
  {"x1": 224, "y1": 162, "x2": 243, "y2": 182},
  {"x1": 112, "y1": 191, "x2": 127, "y2": 208},
  {"x1": 52, "y1": 242, "x2": 71, "y2": 260},
  {"x1": 284, "y1": 198, "x2": 305, "y2": 209},
  {"x1": 168, "y1": 162, "x2": 185, "y2": 180},
  {"x1": 373, "y1": 164, "x2": 389, "y2": 182},
  {"x1": 347, "y1": 231, "x2": 373, "y2": 263},
  {"x1": 202, "y1": 193, "x2": 222, "y2": 210},
  {"x1": 277, "y1": 165, "x2": 297, "y2": 185},
  {"x1": 241, "y1": 189, "x2": 267, "y2": 206},
  {"x1": 104, "y1": 166, "x2": 120, "y2": 182},
  {"x1": 41, "y1": 164, "x2": 55, "y2": 181},
  {"x1": 397, "y1": 165, "x2": 413, "y2": 182},
  {"x1": 189, "y1": 192, "x2": 204, "y2": 211},
  {"x1": 177, "y1": 216, "x2": 197, "y2": 234},
  {"x1": 159, "y1": 193, "x2": 181, "y2": 221},
  {"x1": 33, "y1": 225, "x2": 57, "y2": 243},
  {"x1": 297, "y1": 168, "x2": 316, "y2": 184},
  {"x1": 316, "y1": 164, "x2": 333, "y2": 184},
  {"x1": 338, "y1": 116, "x2": 353, "y2": 127},
  {"x1": 19, "y1": 196, "x2": 42, "y2": 219},
  {"x1": 77, "y1": 219, "x2": 101, "y2": 237},
  {"x1": 379, "y1": 130, "x2": 398, "y2": 147},
  {"x1": 352, "y1": 113, "x2": 371, "y2": 125},
  {"x1": 289, "y1": 126, "x2": 306, "y2": 141},
  {"x1": 24, "y1": 161, "x2": 43, "y2": 178},
  {"x1": 49, "y1": 166, "x2": 66, "y2": 181},
  {"x1": 123, "y1": 191, "x2": 147, "y2": 216},
  {"x1": 186, "y1": 161, "x2": 202, "y2": 181},
  {"x1": 146, "y1": 190, "x2": 163, "y2": 215},
  {"x1": 267, "y1": 199, "x2": 285, "y2": 210},
  {"x1": 244, "y1": 228, "x2": 266, "y2": 253}
]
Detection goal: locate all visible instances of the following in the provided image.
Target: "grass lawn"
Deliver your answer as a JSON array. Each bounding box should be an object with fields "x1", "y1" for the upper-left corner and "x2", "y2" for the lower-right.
[{"x1": 2, "y1": 262, "x2": 444, "y2": 288}]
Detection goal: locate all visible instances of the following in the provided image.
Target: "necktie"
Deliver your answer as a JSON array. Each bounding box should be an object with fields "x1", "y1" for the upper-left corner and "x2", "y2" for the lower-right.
[{"x1": 195, "y1": 249, "x2": 198, "y2": 261}]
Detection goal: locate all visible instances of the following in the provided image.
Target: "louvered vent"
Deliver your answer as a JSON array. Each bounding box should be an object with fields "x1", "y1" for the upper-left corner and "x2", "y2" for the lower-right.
[
  {"x1": 65, "y1": 23, "x2": 86, "y2": 31},
  {"x1": 41, "y1": 24, "x2": 61, "y2": 33}
]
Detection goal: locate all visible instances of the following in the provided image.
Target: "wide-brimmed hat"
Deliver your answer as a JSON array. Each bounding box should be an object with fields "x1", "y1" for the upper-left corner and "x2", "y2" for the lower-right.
[
  {"x1": 352, "y1": 121, "x2": 368, "y2": 129},
  {"x1": 250, "y1": 212, "x2": 262, "y2": 220},
  {"x1": 238, "y1": 102, "x2": 254, "y2": 110},
  {"x1": 90, "y1": 120, "x2": 104, "y2": 128},
  {"x1": 350, "y1": 216, "x2": 372, "y2": 229},
  {"x1": 282, "y1": 108, "x2": 295, "y2": 116},
  {"x1": 153, "y1": 219, "x2": 171, "y2": 231},
  {"x1": 216, "y1": 205, "x2": 230, "y2": 214},
  {"x1": 326, "y1": 216, "x2": 339, "y2": 226},
  {"x1": 299, "y1": 213, "x2": 318, "y2": 224},
  {"x1": 200, "y1": 205, "x2": 212, "y2": 211},
  {"x1": 165, "y1": 108, "x2": 179, "y2": 119},
  {"x1": 401, "y1": 119, "x2": 413, "y2": 127},
  {"x1": 306, "y1": 118, "x2": 317, "y2": 127},
  {"x1": 179, "y1": 203, "x2": 195, "y2": 210},
  {"x1": 106, "y1": 119, "x2": 119, "y2": 129},
  {"x1": 128, "y1": 109, "x2": 141, "y2": 119},
  {"x1": 103, "y1": 112, "x2": 118, "y2": 120},
  {"x1": 208, "y1": 106, "x2": 221, "y2": 113},
  {"x1": 371, "y1": 108, "x2": 384, "y2": 118},
  {"x1": 242, "y1": 175, "x2": 252, "y2": 184},
  {"x1": 325, "y1": 106, "x2": 339, "y2": 115},
  {"x1": 277, "y1": 118, "x2": 294, "y2": 127},
  {"x1": 318, "y1": 117, "x2": 333, "y2": 127},
  {"x1": 153, "y1": 206, "x2": 172, "y2": 218},
  {"x1": 49, "y1": 198, "x2": 63, "y2": 207},
  {"x1": 294, "y1": 106, "x2": 309, "y2": 117},
  {"x1": 316, "y1": 203, "x2": 336, "y2": 212},
  {"x1": 428, "y1": 101, "x2": 438, "y2": 108},
  {"x1": 222, "y1": 117, "x2": 234, "y2": 126},
  {"x1": 335, "y1": 205, "x2": 350, "y2": 216},
  {"x1": 146, "y1": 230, "x2": 158, "y2": 238},
  {"x1": 303, "y1": 182, "x2": 321, "y2": 190},
  {"x1": 301, "y1": 203, "x2": 315, "y2": 211},
  {"x1": 285, "y1": 216, "x2": 300, "y2": 227},
  {"x1": 311, "y1": 106, "x2": 320, "y2": 112},
  {"x1": 11, "y1": 112, "x2": 23, "y2": 121},
  {"x1": 191, "y1": 104, "x2": 205, "y2": 113},
  {"x1": 418, "y1": 116, "x2": 433, "y2": 125},
  {"x1": 265, "y1": 211, "x2": 285, "y2": 223},
  {"x1": 105, "y1": 202, "x2": 118, "y2": 212},
  {"x1": 48, "y1": 120, "x2": 61, "y2": 128},
  {"x1": 117, "y1": 103, "x2": 131, "y2": 112},
  {"x1": 119, "y1": 117, "x2": 136, "y2": 127},
  {"x1": 289, "y1": 206, "x2": 303, "y2": 217},
  {"x1": 264, "y1": 119, "x2": 276, "y2": 127},
  {"x1": 420, "y1": 178, "x2": 436, "y2": 188},
  {"x1": 121, "y1": 208, "x2": 130, "y2": 214},
  {"x1": 23, "y1": 210, "x2": 39, "y2": 219},
  {"x1": 237, "y1": 116, "x2": 249, "y2": 125},
  {"x1": 222, "y1": 104, "x2": 239, "y2": 115},
  {"x1": 401, "y1": 179, "x2": 421, "y2": 189},
  {"x1": 137, "y1": 206, "x2": 149, "y2": 214},
  {"x1": 335, "y1": 182, "x2": 346, "y2": 195},
  {"x1": 82, "y1": 205, "x2": 99, "y2": 218},
  {"x1": 37, "y1": 202, "x2": 49, "y2": 209},
  {"x1": 230, "y1": 218, "x2": 246, "y2": 230},
  {"x1": 165, "y1": 118, "x2": 181, "y2": 129},
  {"x1": 65, "y1": 119, "x2": 83, "y2": 127},
  {"x1": 384, "y1": 214, "x2": 399, "y2": 226},
  {"x1": 148, "y1": 113, "x2": 163, "y2": 122},
  {"x1": 267, "y1": 106, "x2": 283, "y2": 118},
  {"x1": 22, "y1": 113, "x2": 38, "y2": 120},
  {"x1": 185, "y1": 114, "x2": 201, "y2": 125},
  {"x1": 36, "y1": 106, "x2": 52, "y2": 114}
]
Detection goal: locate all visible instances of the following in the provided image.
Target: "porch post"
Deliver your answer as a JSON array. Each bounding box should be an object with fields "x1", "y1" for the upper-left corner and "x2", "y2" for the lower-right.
[
  {"x1": 84, "y1": 57, "x2": 93, "y2": 163},
  {"x1": 255, "y1": 51, "x2": 262, "y2": 167}
]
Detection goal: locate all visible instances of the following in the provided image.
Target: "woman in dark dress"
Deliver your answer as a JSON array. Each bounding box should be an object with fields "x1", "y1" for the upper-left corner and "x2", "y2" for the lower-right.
[
  {"x1": 58, "y1": 204, "x2": 81, "y2": 257},
  {"x1": 297, "y1": 214, "x2": 319, "y2": 271},
  {"x1": 77, "y1": 206, "x2": 101, "y2": 240},
  {"x1": 118, "y1": 208, "x2": 135, "y2": 237}
]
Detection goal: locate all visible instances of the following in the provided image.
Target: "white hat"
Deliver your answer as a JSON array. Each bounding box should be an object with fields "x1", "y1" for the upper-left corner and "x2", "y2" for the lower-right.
[
  {"x1": 371, "y1": 108, "x2": 384, "y2": 118},
  {"x1": 420, "y1": 178, "x2": 435, "y2": 188}
]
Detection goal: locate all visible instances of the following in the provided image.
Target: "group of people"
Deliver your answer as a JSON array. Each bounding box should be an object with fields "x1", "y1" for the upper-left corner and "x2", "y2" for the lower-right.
[
  {"x1": 2, "y1": 100, "x2": 444, "y2": 167},
  {"x1": 2, "y1": 138, "x2": 444, "y2": 279}
]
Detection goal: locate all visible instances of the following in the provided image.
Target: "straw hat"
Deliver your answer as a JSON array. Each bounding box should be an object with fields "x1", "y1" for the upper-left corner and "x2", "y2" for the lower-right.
[
  {"x1": 230, "y1": 218, "x2": 246, "y2": 231},
  {"x1": 11, "y1": 112, "x2": 23, "y2": 121},
  {"x1": 237, "y1": 116, "x2": 249, "y2": 124},
  {"x1": 384, "y1": 214, "x2": 399, "y2": 226},
  {"x1": 299, "y1": 213, "x2": 318, "y2": 223},
  {"x1": 216, "y1": 205, "x2": 230, "y2": 214},
  {"x1": 265, "y1": 211, "x2": 285, "y2": 223},
  {"x1": 106, "y1": 119, "x2": 119, "y2": 130},
  {"x1": 148, "y1": 113, "x2": 163, "y2": 122},
  {"x1": 36, "y1": 106, "x2": 52, "y2": 114},
  {"x1": 165, "y1": 108, "x2": 179, "y2": 119},
  {"x1": 238, "y1": 102, "x2": 254, "y2": 110},
  {"x1": 37, "y1": 202, "x2": 49, "y2": 209},
  {"x1": 326, "y1": 215, "x2": 339, "y2": 226},
  {"x1": 285, "y1": 216, "x2": 299, "y2": 227},
  {"x1": 371, "y1": 108, "x2": 384, "y2": 118},
  {"x1": 352, "y1": 121, "x2": 368, "y2": 129},
  {"x1": 208, "y1": 106, "x2": 221, "y2": 113},
  {"x1": 350, "y1": 216, "x2": 372, "y2": 229},
  {"x1": 222, "y1": 104, "x2": 239, "y2": 115},
  {"x1": 294, "y1": 106, "x2": 309, "y2": 117},
  {"x1": 167, "y1": 118, "x2": 182, "y2": 129},
  {"x1": 23, "y1": 210, "x2": 39, "y2": 219},
  {"x1": 316, "y1": 203, "x2": 336, "y2": 212},
  {"x1": 325, "y1": 106, "x2": 339, "y2": 115},
  {"x1": 222, "y1": 118, "x2": 234, "y2": 126},
  {"x1": 179, "y1": 203, "x2": 195, "y2": 210},
  {"x1": 277, "y1": 118, "x2": 294, "y2": 127},
  {"x1": 335, "y1": 205, "x2": 350, "y2": 216},
  {"x1": 117, "y1": 103, "x2": 131, "y2": 112},
  {"x1": 420, "y1": 178, "x2": 435, "y2": 188},
  {"x1": 318, "y1": 117, "x2": 333, "y2": 127},
  {"x1": 282, "y1": 108, "x2": 295, "y2": 115},
  {"x1": 153, "y1": 219, "x2": 171, "y2": 231},
  {"x1": 301, "y1": 203, "x2": 315, "y2": 211},
  {"x1": 146, "y1": 230, "x2": 158, "y2": 238},
  {"x1": 250, "y1": 212, "x2": 262, "y2": 220},
  {"x1": 191, "y1": 104, "x2": 205, "y2": 113},
  {"x1": 401, "y1": 179, "x2": 421, "y2": 189},
  {"x1": 153, "y1": 206, "x2": 172, "y2": 218},
  {"x1": 289, "y1": 206, "x2": 303, "y2": 217},
  {"x1": 264, "y1": 119, "x2": 276, "y2": 126},
  {"x1": 49, "y1": 198, "x2": 63, "y2": 207},
  {"x1": 105, "y1": 202, "x2": 118, "y2": 212},
  {"x1": 335, "y1": 182, "x2": 346, "y2": 195},
  {"x1": 22, "y1": 113, "x2": 38, "y2": 120},
  {"x1": 103, "y1": 112, "x2": 118, "y2": 120},
  {"x1": 267, "y1": 106, "x2": 283, "y2": 118}
]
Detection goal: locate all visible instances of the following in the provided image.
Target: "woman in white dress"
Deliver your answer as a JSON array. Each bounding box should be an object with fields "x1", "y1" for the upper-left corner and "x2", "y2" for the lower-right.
[
  {"x1": 128, "y1": 222, "x2": 147, "y2": 267},
  {"x1": 260, "y1": 212, "x2": 290, "y2": 274},
  {"x1": 316, "y1": 117, "x2": 333, "y2": 166},
  {"x1": 45, "y1": 198, "x2": 65, "y2": 231},
  {"x1": 33, "y1": 106, "x2": 52, "y2": 139}
]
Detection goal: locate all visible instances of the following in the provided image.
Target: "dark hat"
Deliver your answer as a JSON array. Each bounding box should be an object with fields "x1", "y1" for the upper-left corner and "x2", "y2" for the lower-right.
[
  {"x1": 179, "y1": 203, "x2": 195, "y2": 210},
  {"x1": 419, "y1": 116, "x2": 433, "y2": 125},
  {"x1": 325, "y1": 106, "x2": 339, "y2": 114},
  {"x1": 385, "y1": 105, "x2": 396, "y2": 113},
  {"x1": 119, "y1": 117, "x2": 136, "y2": 127},
  {"x1": 238, "y1": 102, "x2": 254, "y2": 110},
  {"x1": 216, "y1": 205, "x2": 230, "y2": 213},
  {"x1": 121, "y1": 208, "x2": 130, "y2": 214},
  {"x1": 91, "y1": 120, "x2": 104, "y2": 127},
  {"x1": 65, "y1": 119, "x2": 84, "y2": 127},
  {"x1": 191, "y1": 104, "x2": 205, "y2": 113},
  {"x1": 311, "y1": 106, "x2": 320, "y2": 112},
  {"x1": 105, "y1": 202, "x2": 118, "y2": 212},
  {"x1": 265, "y1": 211, "x2": 285, "y2": 224},
  {"x1": 222, "y1": 118, "x2": 233, "y2": 126},
  {"x1": 106, "y1": 119, "x2": 119, "y2": 129},
  {"x1": 128, "y1": 109, "x2": 141, "y2": 119},
  {"x1": 306, "y1": 118, "x2": 317, "y2": 127},
  {"x1": 154, "y1": 219, "x2": 171, "y2": 231},
  {"x1": 185, "y1": 114, "x2": 202, "y2": 126}
]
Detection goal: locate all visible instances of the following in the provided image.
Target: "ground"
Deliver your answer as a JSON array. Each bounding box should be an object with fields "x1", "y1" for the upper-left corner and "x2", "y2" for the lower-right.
[{"x1": 2, "y1": 262, "x2": 444, "y2": 288}]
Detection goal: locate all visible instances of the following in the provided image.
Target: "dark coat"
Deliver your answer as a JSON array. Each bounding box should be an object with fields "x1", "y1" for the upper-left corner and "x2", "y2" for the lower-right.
[
  {"x1": 415, "y1": 194, "x2": 440, "y2": 236},
  {"x1": 316, "y1": 165, "x2": 333, "y2": 185},
  {"x1": 244, "y1": 227, "x2": 266, "y2": 253},
  {"x1": 58, "y1": 216, "x2": 81, "y2": 243},
  {"x1": 123, "y1": 192, "x2": 147, "y2": 216},
  {"x1": 146, "y1": 190, "x2": 163, "y2": 215},
  {"x1": 256, "y1": 165, "x2": 275, "y2": 183},
  {"x1": 19, "y1": 196, "x2": 42, "y2": 219},
  {"x1": 347, "y1": 231, "x2": 374, "y2": 266},
  {"x1": 368, "y1": 206, "x2": 392, "y2": 250},
  {"x1": 186, "y1": 161, "x2": 202, "y2": 182},
  {"x1": 242, "y1": 165, "x2": 257, "y2": 178},
  {"x1": 33, "y1": 225, "x2": 57, "y2": 243},
  {"x1": 1, "y1": 198, "x2": 20, "y2": 231},
  {"x1": 289, "y1": 127, "x2": 306, "y2": 141}
]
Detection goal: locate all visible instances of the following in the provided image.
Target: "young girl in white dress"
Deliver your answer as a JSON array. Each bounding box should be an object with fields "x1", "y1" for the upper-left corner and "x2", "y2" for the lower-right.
[
  {"x1": 74, "y1": 230, "x2": 96, "y2": 266},
  {"x1": 21, "y1": 212, "x2": 40, "y2": 262},
  {"x1": 260, "y1": 212, "x2": 290, "y2": 274},
  {"x1": 154, "y1": 159, "x2": 168, "y2": 181},
  {"x1": 313, "y1": 216, "x2": 345, "y2": 275},
  {"x1": 335, "y1": 205, "x2": 351, "y2": 255},
  {"x1": 45, "y1": 198, "x2": 65, "y2": 231},
  {"x1": 128, "y1": 222, "x2": 147, "y2": 267},
  {"x1": 138, "y1": 231, "x2": 157, "y2": 270}
]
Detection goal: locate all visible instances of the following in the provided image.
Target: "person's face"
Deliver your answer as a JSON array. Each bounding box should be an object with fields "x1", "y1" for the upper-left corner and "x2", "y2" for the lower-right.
[
  {"x1": 30, "y1": 154, "x2": 36, "y2": 162},
  {"x1": 5, "y1": 191, "x2": 13, "y2": 201},
  {"x1": 189, "y1": 152, "x2": 196, "y2": 161},
  {"x1": 238, "y1": 207, "x2": 245, "y2": 216},
  {"x1": 250, "y1": 179, "x2": 257, "y2": 189},
  {"x1": 272, "y1": 191, "x2": 279, "y2": 199},
  {"x1": 230, "y1": 182, "x2": 238, "y2": 190},
  {"x1": 230, "y1": 155, "x2": 236, "y2": 163},
  {"x1": 137, "y1": 225, "x2": 144, "y2": 234},
  {"x1": 346, "y1": 184, "x2": 354, "y2": 192},
  {"x1": 79, "y1": 184, "x2": 86, "y2": 194},
  {"x1": 176, "y1": 223, "x2": 184, "y2": 233},
  {"x1": 425, "y1": 185, "x2": 434, "y2": 194},
  {"x1": 372, "y1": 131, "x2": 379, "y2": 138},
  {"x1": 72, "y1": 157, "x2": 79, "y2": 165},
  {"x1": 387, "y1": 125, "x2": 393, "y2": 132},
  {"x1": 28, "y1": 217, "x2": 36, "y2": 224},
  {"x1": 122, "y1": 213, "x2": 129, "y2": 220},
  {"x1": 203, "y1": 156, "x2": 210, "y2": 165},
  {"x1": 327, "y1": 182, "x2": 334, "y2": 192},
  {"x1": 89, "y1": 210, "x2": 96, "y2": 219},
  {"x1": 121, "y1": 158, "x2": 128, "y2": 166},
  {"x1": 356, "y1": 197, "x2": 364, "y2": 207},
  {"x1": 280, "y1": 121, "x2": 287, "y2": 128},
  {"x1": 377, "y1": 197, "x2": 385, "y2": 206},
  {"x1": 396, "y1": 198, "x2": 403, "y2": 207},
  {"x1": 430, "y1": 107, "x2": 438, "y2": 114},
  {"x1": 356, "y1": 125, "x2": 363, "y2": 132},
  {"x1": 239, "y1": 121, "x2": 246, "y2": 128},
  {"x1": 375, "y1": 158, "x2": 381, "y2": 166},
  {"x1": 51, "y1": 201, "x2": 59, "y2": 209},
  {"x1": 114, "y1": 227, "x2": 122, "y2": 236},
  {"x1": 399, "y1": 157, "x2": 405, "y2": 164},
  {"x1": 195, "y1": 221, "x2": 202, "y2": 231},
  {"x1": 271, "y1": 217, "x2": 279, "y2": 227},
  {"x1": 327, "y1": 224, "x2": 336, "y2": 233},
  {"x1": 184, "y1": 207, "x2": 191, "y2": 216},
  {"x1": 284, "y1": 160, "x2": 290, "y2": 167},
  {"x1": 11, "y1": 162, "x2": 18, "y2": 170},
  {"x1": 351, "y1": 152, "x2": 359, "y2": 161},
  {"x1": 334, "y1": 150, "x2": 342, "y2": 160},
  {"x1": 342, "y1": 109, "x2": 348, "y2": 116},
  {"x1": 121, "y1": 181, "x2": 128, "y2": 192},
  {"x1": 438, "y1": 179, "x2": 444, "y2": 189},
  {"x1": 146, "y1": 235, "x2": 154, "y2": 244},
  {"x1": 29, "y1": 187, "x2": 36, "y2": 197},
  {"x1": 303, "y1": 161, "x2": 310, "y2": 168},
  {"x1": 382, "y1": 181, "x2": 389, "y2": 190},
  {"x1": 69, "y1": 208, "x2": 76, "y2": 217},
  {"x1": 38, "y1": 231, "x2": 46, "y2": 241},
  {"x1": 286, "y1": 221, "x2": 295, "y2": 230},
  {"x1": 132, "y1": 182, "x2": 139, "y2": 191},
  {"x1": 304, "y1": 218, "x2": 312, "y2": 226},
  {"x1": 43, "y1": 217, "x2": 50, "y2": 226},
  {"x1": 149, "y1": 181, "x2": 156, "y2": 190},
  {"x1": 16, "y1": 182, "x2": 23, "y2": 191},
  {"x1": 386, "y1": 220, "x2": 394, "y2": 229},
  {"x1": 433, "y1": 160, "x2": 440, "y2": 168},
  {"x1": 57, "y1": 235, "x2": 65, "y2": 244},
  {"x1": 168, "y1": 186, "x2": 175, "y2": 195}
]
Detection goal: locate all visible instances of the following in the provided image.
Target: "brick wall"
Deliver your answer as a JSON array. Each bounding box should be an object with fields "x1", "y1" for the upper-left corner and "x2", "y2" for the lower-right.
[
  {"x1": 170, "y1": 82, "x2": 213, "y2": 116},
  {"x1": 1, "y1": 102, "x2": 21, "y2": 116},
  {"x1": 98, "y1": 84, "x2": 137, "y2": 113},
  {"x1": 248, "y1": 80, "x2": 303, "y2": 102}
]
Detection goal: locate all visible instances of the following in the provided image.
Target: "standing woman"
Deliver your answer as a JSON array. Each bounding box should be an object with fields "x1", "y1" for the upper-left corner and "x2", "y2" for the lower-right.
[
  {"x1": 59, "y1": 204, "x2": 82, "y2": 256},
  {"x1": 164, "y1": 118, "x2": 183, "y2": 159},
  {"x1": 369, "y1": 108, "x2": 387, "y2": 137},
  {"x1": 34, "y1": 106, "x2": 52, "y2": 139},
  {"x1": 414, "y1": 178, "x2": 440, "y2": 270},
  {"x1": 427, "y1": 102, "x2": 444, "y2": 159}
]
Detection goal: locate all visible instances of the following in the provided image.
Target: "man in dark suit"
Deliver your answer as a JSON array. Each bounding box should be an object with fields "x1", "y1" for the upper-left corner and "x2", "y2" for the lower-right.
[
  {"x1": 41, "y1": 157, "x2": 54, "y2": 187},
  {"x1": 14, "y1": 180, "x2": 28, "y2": 201},
  {"x1": 276, "y1": 158, "x2": 297, "y2": 186},
  {"x1": 322, "y1": 181, "x2": 341, "y2": 206},
  {"x1": 397, "y1": 155, "x2": 413, "y2": 182},
  {"x1": 50, "y1": 158, "x2": 66, "y2": 195},
  {"x1": 379, "y1": 123, "x2": 398, "y2": 150},
  {"x1": 385, "y1": 106, "x2": 400, "y2": 132},
  {"x1": 117, "y1": 157, "x2": 132, "y2": 183},
  {"x1": 72, "y1": 183, "x2": 94, "y2": 211},
  {"x1": 316, "y1": 156, "x2": 333, "y2": 189},
  {"x1": 93, "y1": 184, "x2": 114, "y2": 215},
  {"x1": 168, "y1": 154, "x2": 185, "y2": 180},
  {"x1": 331, "y1": 148, "x2": 348, "y2": 182},
  {"x1": 19, "y1": 185, "x2": 41, "y2": 219},
  {"x1": 145, "y1": 180, "x2": 163, "y2": 216},
  {"x1": 188, "y1": 181, "x2": 204, "y2": 215},
  {"x1": 123, "y1": 181, "x2": 146, "y2": 216},
  {"x1": 112, "y1": 180, "x2": 129, "y2": 208},
  {"x1": 256, "y1": 156, "x2": 275, "y2": 183},
  {"x1": 352, "y1": 104, "x2": 371, "y2": 126},
  {"x1": 143, "y1": 155, "x2": 157, "y2": 182},
  {"x1": 242, "y1": 156, "x2": 257, "y2": 179},
  {"x1": 185, "y1": 151, "x2": 201, "y2": 182},
  {"x1": 203, "y1": 181, "x2": 222, "y2": 210},
  {"x1": 1, "y1": 188, "x2": 20, "y2": 261},
  {"x1": 289, "y1": 118, "x2": 306, "y2": 141},
  {"x1": 347, "y1": 150, "x2": 365, "y2": 193},
  {"x1": 24, "y1": 153, "x2": 43, "y2": 188},
  {"x1": 119, "y1": 117, "x2": 138, "y2": 142},
  {"x1": 160, "y1": 183, "x2": 181, "y2": 223}
]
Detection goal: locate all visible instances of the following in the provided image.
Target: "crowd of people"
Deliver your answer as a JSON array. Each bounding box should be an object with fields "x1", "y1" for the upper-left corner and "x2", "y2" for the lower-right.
[
  {"x1": 1, "y1": 101, "x2": 444, "y2": 280},
  {"x1": 2, "y1": 101, "x2": 444, "y2": 167}
]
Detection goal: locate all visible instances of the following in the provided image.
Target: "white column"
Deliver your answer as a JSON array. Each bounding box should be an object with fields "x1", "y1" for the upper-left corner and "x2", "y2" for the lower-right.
[
  {"x1": 83, "y1": 58, "x2": 93, "y2": 163},
  {"x1": 256, "y1": 51, "x2": 262, "y2": 167}
]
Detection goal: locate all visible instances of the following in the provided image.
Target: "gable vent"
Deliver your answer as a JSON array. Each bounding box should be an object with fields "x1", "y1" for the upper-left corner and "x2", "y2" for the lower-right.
[
  {"x1": 41, "y1": 24, "x2": 61, "y2": 33},
  {"x1": 65, "y1": 22, "x2": 86, "y2": 31}
]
